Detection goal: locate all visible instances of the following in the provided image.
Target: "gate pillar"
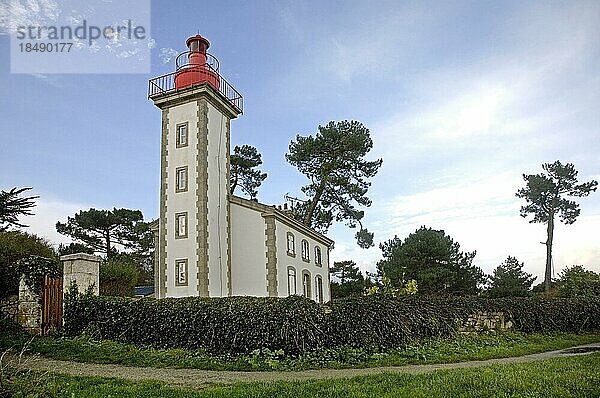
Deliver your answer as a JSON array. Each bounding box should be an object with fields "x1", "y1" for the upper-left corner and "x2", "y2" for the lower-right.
[{"x1": 60, "y1": 253, "x2": 101, "y2": 295}]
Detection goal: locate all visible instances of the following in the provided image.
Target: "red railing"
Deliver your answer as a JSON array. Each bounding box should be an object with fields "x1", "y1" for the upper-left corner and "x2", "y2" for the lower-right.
[{"x1": 148, "y1": 62, "x2": 243, "y2": 114}]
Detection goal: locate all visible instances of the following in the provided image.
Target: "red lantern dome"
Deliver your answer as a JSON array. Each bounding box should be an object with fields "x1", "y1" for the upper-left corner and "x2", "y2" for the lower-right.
[{"x1": 174, "y1": 34, "x2": 220, "y2": 91}]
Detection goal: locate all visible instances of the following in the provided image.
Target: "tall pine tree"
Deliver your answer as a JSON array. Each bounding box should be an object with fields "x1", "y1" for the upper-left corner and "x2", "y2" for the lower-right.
[
  {"x1": 285, "y1": 120, "x2": 382, "y2": 248},
  {"x1": 516, "y1": 161, "x2": 597, "y2": 291}
]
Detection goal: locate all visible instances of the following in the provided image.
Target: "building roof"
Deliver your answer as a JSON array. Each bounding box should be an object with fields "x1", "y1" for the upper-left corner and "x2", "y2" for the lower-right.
[
  {"x1": 134, "y1": 285, "x2": 155, "y2": 297},
  {"x1": 229, "y1": 195, "x2": 335, "y2": 248},
  {"x1": 148, "y1": 219, "x2": 159, "y2": 232}
]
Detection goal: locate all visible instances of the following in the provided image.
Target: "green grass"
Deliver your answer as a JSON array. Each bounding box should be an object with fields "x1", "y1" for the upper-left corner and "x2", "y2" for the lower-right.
[
  {"x1": 2, "y1": 331, "x2": 600, "y2": 371},
  {"x1": 5, "y1": 352, "x2": 600, "y2": 397}
]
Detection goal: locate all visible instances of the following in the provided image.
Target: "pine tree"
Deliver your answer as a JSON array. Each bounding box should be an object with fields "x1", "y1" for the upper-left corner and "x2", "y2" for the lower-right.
[
  {"x1": 487, "y1": 256, "x2": 536, "y2": 297},
  {"x1": 516, "y1": 161, "x2": 597, "y2": 291},
  {"x1": 286, "y1": 120, "x2": 382, "y2": 248}
]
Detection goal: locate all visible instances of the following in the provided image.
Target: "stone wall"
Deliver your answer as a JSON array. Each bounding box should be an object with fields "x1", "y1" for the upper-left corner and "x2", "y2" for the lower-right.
[
  {"x1": 17, "y1": 279, "x2": 42, "y2": 334},
  {"x1": 3, "y1": 254, "x2": 101, "y2": 335},
  {"x1": 459, "y1": 311, "x2": 514, "y2": 333},
  {"x1": 0, "y1": 295, "x2": 19, "y2": 320}
]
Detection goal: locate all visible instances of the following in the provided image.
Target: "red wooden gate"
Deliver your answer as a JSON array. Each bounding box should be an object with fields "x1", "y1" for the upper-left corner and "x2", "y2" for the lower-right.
[{"x1": 41, "y1": 275, "x2": 63, "y2": 336}]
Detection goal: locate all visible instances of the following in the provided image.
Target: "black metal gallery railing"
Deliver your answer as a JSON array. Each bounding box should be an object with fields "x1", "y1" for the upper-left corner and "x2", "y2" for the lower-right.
[{"x1": 148, "y1": 60, "x2": 243, "y2": 114}]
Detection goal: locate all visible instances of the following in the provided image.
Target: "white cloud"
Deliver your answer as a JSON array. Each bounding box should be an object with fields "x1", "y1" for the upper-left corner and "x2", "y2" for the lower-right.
[
  {"x1": 0, "y1": 0, "x2": 60, "y2": 34},
  {"x1": 422, "y1": 85, "x2": 509, "y2": 141},
  {"x1": 281, "y1": 1, "x2": 600, "y2": 284},
  {"x1": 17, "y1": 195, "x2": 96, "y2": 249},
  {"x1": 330, "y1": 169, "x2": 600, "y2": 281},
  {"x1": 116, "y1": 48, "x2": 139, "y2": 58},
  {"x1": 369, "y1": 2, "x2": 600, "y2": 162},
  {"x1": 158, "y1": 47, "x2": 178, "y2": 64}
]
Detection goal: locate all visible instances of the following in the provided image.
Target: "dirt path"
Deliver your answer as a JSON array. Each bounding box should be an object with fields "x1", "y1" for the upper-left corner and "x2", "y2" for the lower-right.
[{"x1": 13, "y1": 343, "x2": 600, "y2": 389}]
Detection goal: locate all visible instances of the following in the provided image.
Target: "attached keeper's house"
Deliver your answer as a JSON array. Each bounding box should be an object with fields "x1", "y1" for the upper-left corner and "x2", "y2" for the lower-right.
[{"x1": 148, "y1": 35, "x2": 333, "y2": 302}]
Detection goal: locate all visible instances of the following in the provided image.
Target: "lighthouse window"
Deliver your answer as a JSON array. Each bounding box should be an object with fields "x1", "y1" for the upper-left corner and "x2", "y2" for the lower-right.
[
  {"x1": 175, "y1": 212, "x2": 188, "y2": 239},
  {"x1": 176, "y1": 166, "x2": 188, "y2": 192},
  {"x1": 176, "y1": 122, "x2": 188, "y2": 148},
  {"x1": 175, "y1": 259, "x2": 188, "y2": 286}
]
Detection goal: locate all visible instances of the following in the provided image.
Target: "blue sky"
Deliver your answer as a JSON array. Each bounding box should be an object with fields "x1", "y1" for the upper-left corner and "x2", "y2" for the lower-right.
[{"x1": 1, "y1": 0, "x2": 598, "y2": 280}]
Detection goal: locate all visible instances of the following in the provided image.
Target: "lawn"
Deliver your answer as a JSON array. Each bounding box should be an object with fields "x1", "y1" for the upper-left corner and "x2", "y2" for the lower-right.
[
  {"x1": 2, "y1": 331, "x2": 600, "y2": 371},
  {"x1": 4, "y1": 352, "x2": 600, "y2": 397}
]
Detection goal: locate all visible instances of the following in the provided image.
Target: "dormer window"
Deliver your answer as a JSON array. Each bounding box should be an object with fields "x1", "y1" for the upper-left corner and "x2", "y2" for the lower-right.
[{"x1": 301, "y1": 239, "x2": 310, "y2": 262}]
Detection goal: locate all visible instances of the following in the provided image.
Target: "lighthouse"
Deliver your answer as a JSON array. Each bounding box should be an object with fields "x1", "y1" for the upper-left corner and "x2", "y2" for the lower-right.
[
  {"x1": 149, "y1": 35, "x2": 333, "y2": 302},
  {"x1": 149, "y1": 34, "x2": 242, "y2": 298}
]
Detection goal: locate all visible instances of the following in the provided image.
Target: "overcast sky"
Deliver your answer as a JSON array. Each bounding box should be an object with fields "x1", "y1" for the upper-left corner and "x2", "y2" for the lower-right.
[{"x1": 1, "y1": 0, "x2": 598, "y2": 281}]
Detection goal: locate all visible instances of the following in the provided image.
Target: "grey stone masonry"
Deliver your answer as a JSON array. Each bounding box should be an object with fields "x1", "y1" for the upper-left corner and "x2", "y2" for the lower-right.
[
  {"x1": 0, "y1": 295, "x2": 19, "y2": 320},
  {"x1": 459, "y1": 311, "x2": 514, "y2": 333},
  {"x1": 60, "y1": 253, "x2": 101, "y2": 295},
  {"x1": 18, "y1": 278, "x2": 41, "y2": 334},
  {"x1": 264, "y1": 215, "x2": 278, "y2": 297}
]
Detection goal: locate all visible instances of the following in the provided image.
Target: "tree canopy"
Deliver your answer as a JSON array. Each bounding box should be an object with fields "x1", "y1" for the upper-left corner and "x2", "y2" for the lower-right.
[
  {"x1": 486, "y1": 256, "x2": 536, "y2": 298},
  {"x1": 58, "y1": 242, "x2": 95, "y2": 256},
  {"x1": 230, "y1": 144, "x2": 267, "y2": 200},
  {"x1": 99, "y1": 261, "x2": 140, "y2": 297},
  {"x1": 0, "y1": 187, "x2": 38, "y2": 231},
  {"x1": 285, "y1": 120, "x2": 382, "y2": 248},
  {"x1": 556, "y1": 265, "x2": 600, "y2": 299},
  {"x1": 0, "y1": 231, "x2": 57, "y2": 298},
  {"x1": 56, "y1": 208, "x2": 153, "y2": 261},
  {"x1": 516, "y1": 160, "x2": 597, "y2": 291},
  {"x1": 376, "y1": 226, "x2": 486, "y2": 296},
  {"x1": 329, "y1": 260, "x2": 366, "y2": 298}
]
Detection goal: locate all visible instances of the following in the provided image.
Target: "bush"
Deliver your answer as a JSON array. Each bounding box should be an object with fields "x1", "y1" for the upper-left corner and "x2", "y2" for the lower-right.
[
  {"x1": 0, "y1": 315, "x2": 25, "y2": 337},
  {"x1": 325, "y1": 296, "x2": 460, "y2": 350},
  {"x1": 17, "y1": 255, "x2": 61, "y2": 297},
  {"x1": 497, "y1": 296, "x2": 600, "y2": 332},
  {"x1": 63, "y1": 291, "x2": 326, "y2": 355},
  {"x1": 0, "y1": 231, "x2": 57, "y2": 299},
  {"x1": 62, "y1": 293, "x2": 600, "y2": 356},
  {"x1": 99, "y1": 261, "x2": 139, "y2": 297},
  {"x1": 556, "y1": 266, "x2": 600, "y2": 299}
]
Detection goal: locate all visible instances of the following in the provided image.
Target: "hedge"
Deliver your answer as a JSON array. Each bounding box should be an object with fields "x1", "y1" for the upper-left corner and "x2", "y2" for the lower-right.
[
  {"x1": 63, "y1": 292, "x2": 600, "y2": 355},
  {"x1": 63, "y1": 293, "x2": 325, "y2": 355},
  {"x1": 326, "y1": 296, "x2": 600, "y2": 350}
]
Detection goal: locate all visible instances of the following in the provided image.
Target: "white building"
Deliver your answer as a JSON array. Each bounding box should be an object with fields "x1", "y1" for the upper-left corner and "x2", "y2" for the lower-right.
[{"x1": 149, "y1": 35, "x2": 333, "y2": 302}]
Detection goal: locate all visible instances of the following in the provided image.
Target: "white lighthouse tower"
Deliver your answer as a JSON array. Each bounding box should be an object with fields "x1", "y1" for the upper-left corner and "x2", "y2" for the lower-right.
[
  {"x1": 149, "y1": 34, "x2": 243, "y2": 298},
  {"x1": 149, "y1": 35, "x2": 333, "y2": 302}
]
